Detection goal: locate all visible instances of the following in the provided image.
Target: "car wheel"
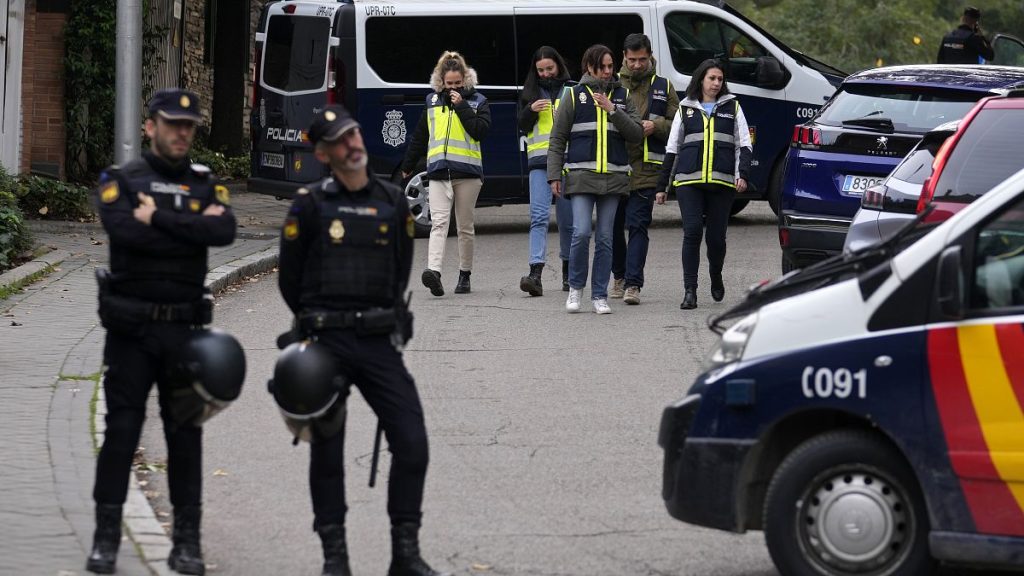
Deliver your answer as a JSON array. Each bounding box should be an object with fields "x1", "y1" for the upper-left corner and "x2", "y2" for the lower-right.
[
  {"x1": 730, "y1": 199, "x2": 750, "y2": 217},
  {"x1": 403, "y1": 171, "x2": 432, "y2": 238},
  {"x1": 763, "y1": 430, "x2": 935, "y2": 576}
]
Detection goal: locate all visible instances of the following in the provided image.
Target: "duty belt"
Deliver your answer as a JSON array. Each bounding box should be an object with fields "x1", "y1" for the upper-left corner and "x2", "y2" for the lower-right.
[{"x1": 299, "y1": 308, "x2": 397, "y2": 335}]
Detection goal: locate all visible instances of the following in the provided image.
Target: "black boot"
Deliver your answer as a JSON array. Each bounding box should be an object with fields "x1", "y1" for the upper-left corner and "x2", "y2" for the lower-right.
[
  {"x1": 421, "y1": 269, "x2": 444, "y2": 297},
  {"x1": 561, "y1": 260, "x2": 570, "y2": 292},
  {"x1": 85, "y1": 504, "x2": 122, "y2": 574},
  {"x1": 519, "y1": 263, "x2": 544, "y2": 296},
  {"x1": 710, "y1": 272, "x2": 725, "y2": 302},
  {"x1": 317, "y1": 524, "x2": 353, "y2": 576},
  {"x1": 167, "y1": 505, "x2": 205, "y2": 575},
  {"x1": 387, "y1": 523, "x2": 451, "y2": 576},
  {"x1": 680, "y1": 288, "x2": 697, "y2": 310},
  {"x1": 454, "y1": 270, "x2": 471, "y2": 294}
]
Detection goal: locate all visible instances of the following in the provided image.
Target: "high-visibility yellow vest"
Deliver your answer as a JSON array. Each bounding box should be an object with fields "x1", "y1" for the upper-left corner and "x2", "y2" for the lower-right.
[{"x1": 425, "y1": 91, "x2": 485, "y2": 176}]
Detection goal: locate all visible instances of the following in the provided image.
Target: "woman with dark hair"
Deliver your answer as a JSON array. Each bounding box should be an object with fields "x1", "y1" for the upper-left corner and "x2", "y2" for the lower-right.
[
  {"x1": 657, "y1": 59, "x2": 753, "y2": 310},
  {"x1": 402, "y1": 51, "x2": 491, "y2": 297},
  {"x1": 518, "y1": 46, "x2": 575, "y2": 296},
  {"x1": 547, "y1": 44, "x2": 643, "y2": 315}
]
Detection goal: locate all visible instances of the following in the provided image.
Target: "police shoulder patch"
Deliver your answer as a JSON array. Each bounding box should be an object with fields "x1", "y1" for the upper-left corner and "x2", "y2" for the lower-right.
[
  {"x1": 100, "y1": 181, "x2": 119, "y2": 204},
  {"x1": 215, "y1": 184, "x2": 230, "y2": 205},
  {"x1": 283, "y1": 216, "x2": 299, "y2": 241}
]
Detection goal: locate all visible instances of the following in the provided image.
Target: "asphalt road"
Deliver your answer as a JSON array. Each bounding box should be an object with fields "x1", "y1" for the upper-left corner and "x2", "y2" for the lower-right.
[{"x1": 138, "y1": 199, "x2": 779, "y2": 575}]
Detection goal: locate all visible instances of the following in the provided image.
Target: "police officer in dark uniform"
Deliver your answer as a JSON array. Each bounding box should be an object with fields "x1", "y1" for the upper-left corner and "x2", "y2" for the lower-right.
[
  {"x1": 937, "y1": 6, "x2": 995, "y2": 64},
  {"x1": 278, "y1": 105, "x2": 448, "y2": 576},
  {"x1": 87, "y1": 88, "x2": 238, "y2": 575}
]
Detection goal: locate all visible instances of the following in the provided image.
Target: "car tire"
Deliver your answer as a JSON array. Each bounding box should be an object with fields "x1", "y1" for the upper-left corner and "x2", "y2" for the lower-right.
[
  {"x1": 763, "y1": 430, "x2": 936, "y2": 576},
  {"x1": 730, "y1": 199, "x2": 750, "y2": 217}
]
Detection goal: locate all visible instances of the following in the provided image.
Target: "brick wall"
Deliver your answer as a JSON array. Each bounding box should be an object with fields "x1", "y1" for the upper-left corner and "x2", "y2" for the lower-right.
[{"x1": 21, "y1": 2, "x2": 67, "y2": 178}]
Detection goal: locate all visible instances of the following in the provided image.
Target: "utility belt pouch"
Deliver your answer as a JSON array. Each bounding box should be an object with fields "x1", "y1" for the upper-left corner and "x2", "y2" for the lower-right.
[{"x1": 96, "y1": 268, "x2": 143, "y2": 335}]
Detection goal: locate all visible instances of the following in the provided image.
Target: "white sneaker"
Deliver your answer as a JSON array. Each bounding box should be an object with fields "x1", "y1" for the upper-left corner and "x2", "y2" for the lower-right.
[
  {"x1": 593, "y1": 298, "x2": 612, "y2": 314},
  {"x1": 566, "y1": 288, "x2": 582, "y2": 313}
]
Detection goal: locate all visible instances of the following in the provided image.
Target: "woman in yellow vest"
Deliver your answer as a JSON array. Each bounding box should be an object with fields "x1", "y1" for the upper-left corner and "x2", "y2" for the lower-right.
[
  {"x1": 518, "y1": 46, "x2": 574, "y2": 297},
  {"x1": 657, "y1": 59, "x2": 753, "y2": 310},
  {"x1": 402, "y1": 51, "x2": 491, "y2": 297},
  {"x1": 547, "y1": 44, "x2": 644, "y2": 315}
]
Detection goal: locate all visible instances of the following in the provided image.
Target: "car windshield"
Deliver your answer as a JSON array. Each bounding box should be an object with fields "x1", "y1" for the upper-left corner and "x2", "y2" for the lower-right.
[{"x1": 816, "y1": 84, "x2": 981, "y2": 133}]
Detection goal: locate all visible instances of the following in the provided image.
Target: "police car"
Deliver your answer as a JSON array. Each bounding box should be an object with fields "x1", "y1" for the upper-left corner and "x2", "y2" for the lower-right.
[{"x1": 659, "y1": 167, "x2": 1024, "y2": 574}]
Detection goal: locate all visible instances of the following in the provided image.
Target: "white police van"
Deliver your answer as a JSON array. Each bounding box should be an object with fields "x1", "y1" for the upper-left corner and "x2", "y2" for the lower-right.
[
  {"x1": 659, "y1": 167, "x2": 1024, "y2": 574},
  {"x1": 250, "y1": 0, "x2": 846, "y2": 233}
]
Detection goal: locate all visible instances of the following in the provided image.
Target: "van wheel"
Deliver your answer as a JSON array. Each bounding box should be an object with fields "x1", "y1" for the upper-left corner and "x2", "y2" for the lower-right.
[
  {"x1": 763, "y1": 430, "x2": 935, "y2": 576},
  {"x1": 767, "y1": 157, "x2": 786, "y2": 216},
  {"x1": 730, "y1": 199, "x2": 750, "y2": 217},
  {"x1": 403, "y1": 171, "x2": 432, "y2": 238}
]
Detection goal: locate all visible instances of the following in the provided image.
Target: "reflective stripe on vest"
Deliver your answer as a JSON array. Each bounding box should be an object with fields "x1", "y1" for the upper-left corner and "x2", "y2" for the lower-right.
[
  {"x1": 564, "y1": 85, "x2": 631, "y2": 175},
  {"x1": 425, "y1": 92, "x2": 484, "y2": 176},
  {"x1": 643, "y1": 75, "x2": 671, "y2": 165},
  {"x1": 672, "y1": 100, "x2": 739, "y2": 189},
  {"x1": 525, "y1": 86, "x2": 564, "y2": 164}
]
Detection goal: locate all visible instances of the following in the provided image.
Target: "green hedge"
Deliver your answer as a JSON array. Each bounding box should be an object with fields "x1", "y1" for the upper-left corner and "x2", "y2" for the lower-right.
[
  {"x1": 16, "y1": 176, "x2": 93, "y2": 220},
  {"x1": 0, "y1": 169, "x2": 31, "y2": 271}
]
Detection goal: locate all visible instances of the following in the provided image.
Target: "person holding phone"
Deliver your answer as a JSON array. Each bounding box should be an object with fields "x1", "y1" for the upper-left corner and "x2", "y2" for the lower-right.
[
  {"x1": 402, "y1": 51, "x2": 491, "y2": 297},
  {"x1": 937, "y1": 6, "x2": 995, "y2": 64}
]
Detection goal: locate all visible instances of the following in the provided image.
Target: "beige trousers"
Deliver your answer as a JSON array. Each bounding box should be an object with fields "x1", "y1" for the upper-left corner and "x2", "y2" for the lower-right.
[{"x1": 427, "y1": 178, "x2": 482, "y2": 273}]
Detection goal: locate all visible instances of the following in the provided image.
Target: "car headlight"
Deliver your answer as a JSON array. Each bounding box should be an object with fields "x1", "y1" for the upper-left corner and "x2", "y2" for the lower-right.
[{"x1": 703, "y1": 312, "x2": 758, "y2": 373}]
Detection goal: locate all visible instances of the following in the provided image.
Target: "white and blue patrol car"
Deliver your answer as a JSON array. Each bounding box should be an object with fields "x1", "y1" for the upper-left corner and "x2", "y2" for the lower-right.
[{"x1": 660, "y1": 167, "x2": 1024, "y2": 574}]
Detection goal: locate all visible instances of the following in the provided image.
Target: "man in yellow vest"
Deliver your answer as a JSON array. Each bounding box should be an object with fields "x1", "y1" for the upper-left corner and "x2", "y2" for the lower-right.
[{"x1": 610, "y1": 33, "x2": 679, "y2": 305}]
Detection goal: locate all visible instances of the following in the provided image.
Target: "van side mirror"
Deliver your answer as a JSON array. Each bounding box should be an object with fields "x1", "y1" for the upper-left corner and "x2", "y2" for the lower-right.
[
  {"x1": 756, "y1": 56, "x2": 785, "y2": 89},
  {"x1": 936, "y1": 246, "x2": 963, "y2": 319}
]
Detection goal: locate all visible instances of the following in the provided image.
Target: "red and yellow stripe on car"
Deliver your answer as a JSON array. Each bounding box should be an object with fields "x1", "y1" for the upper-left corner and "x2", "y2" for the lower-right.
[{"x1": 928, "y1": 322, "x2": 1024, "y2": 536}]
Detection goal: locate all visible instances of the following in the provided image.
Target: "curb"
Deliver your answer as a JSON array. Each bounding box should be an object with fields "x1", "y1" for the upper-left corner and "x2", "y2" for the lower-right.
[
  {"x1": 90, "y1": 246, "x2": 280, "y2": 575},
  {"x1": 0, "y1": 248, "x2": 70, "y2": 298}
]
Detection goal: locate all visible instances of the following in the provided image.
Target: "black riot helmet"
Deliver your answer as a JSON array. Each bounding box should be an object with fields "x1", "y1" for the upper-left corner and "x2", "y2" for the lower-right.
[
  {"x1": 166, "y1": 328, "x2": 246, "y2": 426},
  {"x1": 269, "y1": 341, "x2": 348, "y2": 442}
]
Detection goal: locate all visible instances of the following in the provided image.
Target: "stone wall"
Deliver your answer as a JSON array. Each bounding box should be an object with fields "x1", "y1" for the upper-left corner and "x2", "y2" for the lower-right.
[{"x1": 182, "y1": 0, "x2": 214, "y2": 127}]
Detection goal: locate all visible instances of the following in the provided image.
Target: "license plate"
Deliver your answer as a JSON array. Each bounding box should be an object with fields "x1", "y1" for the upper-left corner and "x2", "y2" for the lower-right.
[
  {"x1": 841, "y1": 174, "x2": 884, "y2": 196},
  {"x1": 261, "y1": 152, "x2": 284, "y2": 169}
]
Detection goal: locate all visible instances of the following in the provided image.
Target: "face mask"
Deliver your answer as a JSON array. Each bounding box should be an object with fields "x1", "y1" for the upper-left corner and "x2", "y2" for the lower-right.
[{"x1": 538, "y1": 78, "x2": 555, "y2": 90}]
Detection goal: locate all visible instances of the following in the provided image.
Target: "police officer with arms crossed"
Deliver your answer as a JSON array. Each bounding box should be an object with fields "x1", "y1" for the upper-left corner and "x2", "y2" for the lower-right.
[
  {"x1": 276, "y1": 105, "x2": 448, "y2": 576},
  {"x1": 937, "y1": 6, "x2": 995, "y2": 64},
  {"x1": 88, "y1": 89, "x2": 241, "y2": 575}
]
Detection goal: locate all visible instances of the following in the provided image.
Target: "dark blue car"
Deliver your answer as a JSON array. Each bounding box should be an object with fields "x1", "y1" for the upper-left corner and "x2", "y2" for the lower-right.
[{"x1": 778, "y1": 65, "x2": 1024, "y2": 272}]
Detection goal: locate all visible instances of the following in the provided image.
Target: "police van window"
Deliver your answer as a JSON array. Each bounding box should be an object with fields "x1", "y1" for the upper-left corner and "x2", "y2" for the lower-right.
[
  {"x1": 664, "y1": 12, "x2": 768, "y2": 84},
  {"x1": 366, "y1": 16, "x2": 516, "y2": 86},
  {"x1": 264, "y1": 15, "x2": 332, "y2": 92},
  {"x1": 513, "y1": 14, "x2": 644, "y2": 81},
  {"x1": 971, "y1": 194, "x2": 1024, "y2": 310}
]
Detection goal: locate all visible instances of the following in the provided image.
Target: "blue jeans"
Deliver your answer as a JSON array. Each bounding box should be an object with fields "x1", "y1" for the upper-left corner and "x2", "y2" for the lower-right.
[
  {"x1": 569, "y1": 193, "x2": 619, "y2": 300},
  {"x1": 528, "y1": 169, "x2": 573, "y2": 264},
  {"x1": 611, "y1": 188, "x2": 655, "y2": 288}
]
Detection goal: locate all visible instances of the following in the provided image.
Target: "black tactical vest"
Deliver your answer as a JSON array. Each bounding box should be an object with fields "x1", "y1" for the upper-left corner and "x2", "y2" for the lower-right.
[{"x1": 305, "y1": 178, "x2": 397, "y2": 306}]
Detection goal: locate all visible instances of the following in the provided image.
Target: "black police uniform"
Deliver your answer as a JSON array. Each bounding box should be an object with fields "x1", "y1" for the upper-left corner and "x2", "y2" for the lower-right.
[
  {"x1": 278, "y1": 105, "x2": 445, "y2": 576},
  {"x1": 937, "y1": 24, "x2": 995, "y2": 64},
  {"x1": 89, "y1": 89, "x2": 236, "y2": 576}
]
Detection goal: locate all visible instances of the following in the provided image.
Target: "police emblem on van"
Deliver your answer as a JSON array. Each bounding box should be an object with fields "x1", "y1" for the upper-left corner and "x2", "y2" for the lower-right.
[{"x1": 382, "y1": 110, "x2": 407, "y2": 147}]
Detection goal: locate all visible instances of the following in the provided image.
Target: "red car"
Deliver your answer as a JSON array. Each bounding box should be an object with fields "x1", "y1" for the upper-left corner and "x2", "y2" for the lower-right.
[{"x1": 917, "y1": 90, "x2": 1024, "y2": 221}]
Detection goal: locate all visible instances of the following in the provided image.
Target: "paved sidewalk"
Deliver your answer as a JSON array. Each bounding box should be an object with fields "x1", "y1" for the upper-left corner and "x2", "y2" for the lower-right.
[{"x1": 0, "y1": 187, "x2": 286, "y2": 575}]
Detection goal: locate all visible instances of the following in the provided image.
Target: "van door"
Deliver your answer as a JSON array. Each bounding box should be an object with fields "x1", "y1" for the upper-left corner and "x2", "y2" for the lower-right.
[
  {"x1": 356, "y1": 4, "x2": 521, "y2": 219},
  {"x1": 927, "y1": 191, "x2": 1024, "y2": 537},
  {"x1": 655, "y1": 3, "x2": 839, "y2": 201},
  {"x1": 251, "y1": 2, "x2": 339, "y2": 195}
]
